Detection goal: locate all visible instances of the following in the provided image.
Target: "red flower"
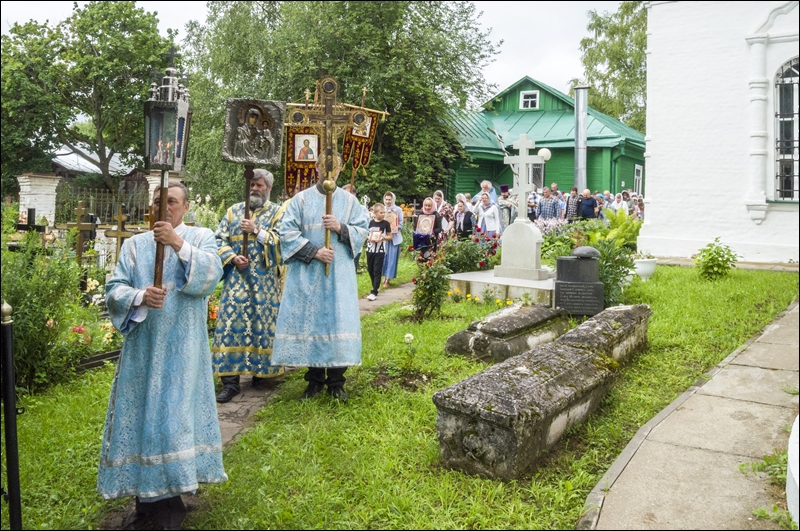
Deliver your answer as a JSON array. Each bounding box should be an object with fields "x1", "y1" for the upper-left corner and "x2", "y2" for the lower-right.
[
  {"x1": 492, "y1": 242, "x2": 498, "y2": 249},
  {"x1": 408, "y1": 246, "x2": 415, "y2": 252},
  {"x1": 412, "y1": 278, "x2": 417, "y2": 284},
  {"x1": 475, "y1": 227, "x2": 481, "y2": 233},
  {"x1": 72, "y1": 326, "x2": 86, "y2": 334},
  {"x1": 479, "y1": 261, "x2": 486, "y2": 268},
  {"x1": 474, "y1": 238, "x2": 480, "y2": 243},
  {"x1": 492, "y1": 233, "x2": 498, "y2": 239}
]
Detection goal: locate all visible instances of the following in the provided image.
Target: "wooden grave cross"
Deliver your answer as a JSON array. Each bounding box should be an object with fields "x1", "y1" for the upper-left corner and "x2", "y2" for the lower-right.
[
  {"x1": 105, "y1": 204, "x2": 135, "y2": 265},
  {"x1": 66, "y1": 201, "x2": 95, "y2": 263}
]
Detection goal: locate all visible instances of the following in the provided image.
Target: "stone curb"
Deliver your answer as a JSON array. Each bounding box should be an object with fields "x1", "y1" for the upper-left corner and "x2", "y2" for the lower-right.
[{"x1": 574, "y1": 298, "x2": 799, "y2": 530}]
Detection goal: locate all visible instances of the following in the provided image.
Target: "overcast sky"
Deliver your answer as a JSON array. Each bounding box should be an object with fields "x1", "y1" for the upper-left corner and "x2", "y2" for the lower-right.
[{"x1": 1, "y1": 1, "x2": 621, "y2": 95}]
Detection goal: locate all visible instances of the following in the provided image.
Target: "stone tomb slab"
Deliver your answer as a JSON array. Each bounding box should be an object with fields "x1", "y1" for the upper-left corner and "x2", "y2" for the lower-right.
[
  {"x1": 433, "y1": 343, "x2": 613, "y2": 480},
  {"x1": 556, "y1": 304, "x2": 653, "y2": 365},
  {"x1": 444, "y1": 304, "x2": 568, "y2": 362}
]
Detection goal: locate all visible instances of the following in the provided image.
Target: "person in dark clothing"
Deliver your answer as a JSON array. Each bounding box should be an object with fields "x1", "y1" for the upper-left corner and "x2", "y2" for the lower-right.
[
  {"x1": 579, "y1": 188, "x2": 599, "y2": 219},
  {"x1": 454, "y1": 200, "x2": 474, "y2": 239},
  {"x1": 365, "y1": 203, "x2": 392, "y2": 301}
]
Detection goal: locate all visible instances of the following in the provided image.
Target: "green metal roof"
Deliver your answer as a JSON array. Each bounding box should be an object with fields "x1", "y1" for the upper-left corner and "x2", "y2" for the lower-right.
[{"x1": 451, "y1": 76, "x2": 645, "y2": 155}]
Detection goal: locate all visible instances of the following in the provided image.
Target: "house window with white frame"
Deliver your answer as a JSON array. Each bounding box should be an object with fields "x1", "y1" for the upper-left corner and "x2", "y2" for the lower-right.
[
  {"x1": 634, "y1": 164, "x2": 643, "y2": 195},
  {"x1": 519, "y1": 90, "x2": 539, "y2": 110},
  {"x1": 775, "y1": 57, "x2": 798, "y2": 201}
]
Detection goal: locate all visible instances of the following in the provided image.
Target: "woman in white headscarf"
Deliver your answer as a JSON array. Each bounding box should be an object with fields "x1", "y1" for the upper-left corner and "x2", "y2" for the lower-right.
[
  {"x1": 381, "y1": 191, "x2": 404, "y2": 288},
  {"x1": 610, "y1": 193, "x2": 626, "y2": 213}
]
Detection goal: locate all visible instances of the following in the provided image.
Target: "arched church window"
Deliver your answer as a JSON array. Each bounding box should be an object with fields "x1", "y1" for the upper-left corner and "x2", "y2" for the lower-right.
[{"x1": 775, "y1": 57, "x2": 798, "y2": 200}]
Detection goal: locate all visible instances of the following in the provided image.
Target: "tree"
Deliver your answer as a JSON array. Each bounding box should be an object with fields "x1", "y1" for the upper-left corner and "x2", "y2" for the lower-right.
[
  {"x1": 571, "y1": 1, "x2": 647, "y2": 133},
  {"x1": 182, "y1": 1, "x2": 500, "y2": 206},
  {"x1": 1, "y1": 2, "x2": 174, "y2": 193}
]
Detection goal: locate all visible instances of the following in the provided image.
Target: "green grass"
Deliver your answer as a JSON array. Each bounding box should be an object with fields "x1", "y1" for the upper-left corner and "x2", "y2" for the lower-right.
[{"x1": 2, "y1": 266, "x2": 797, "y2": 529}]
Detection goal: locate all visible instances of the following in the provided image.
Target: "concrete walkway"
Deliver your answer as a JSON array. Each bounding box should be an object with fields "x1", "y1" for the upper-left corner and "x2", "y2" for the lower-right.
[{"x1": 577, "y1": 300, "x2": 800, "y2": 530}]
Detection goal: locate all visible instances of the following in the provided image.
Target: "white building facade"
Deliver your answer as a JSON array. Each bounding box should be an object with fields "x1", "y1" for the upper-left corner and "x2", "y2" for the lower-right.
[{"x1": 638, "y1": 1, "x2": 799, "y2": 262}]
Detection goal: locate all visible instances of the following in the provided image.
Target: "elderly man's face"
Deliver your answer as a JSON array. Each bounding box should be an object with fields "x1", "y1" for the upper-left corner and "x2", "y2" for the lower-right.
[
  {"x1": 249, "y1": 178, "x2": 270, "y2": 209},
  {"x1": 551, "y1": 183, "x2": 558, "y2": 191},
  {"x1": 153, "y1": 186, "x2": 189, "y2": 227}
]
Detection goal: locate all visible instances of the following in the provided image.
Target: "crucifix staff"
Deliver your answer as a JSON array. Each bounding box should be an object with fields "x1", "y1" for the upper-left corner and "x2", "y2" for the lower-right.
[{"x1": 287, "y1": 77, "x2": 370, "y2": 275}]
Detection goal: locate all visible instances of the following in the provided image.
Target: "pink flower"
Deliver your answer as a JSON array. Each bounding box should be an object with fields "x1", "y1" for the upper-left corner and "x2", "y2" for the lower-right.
[{"x1": 72, "y1": 326, "x2": 86, "y2": 334}]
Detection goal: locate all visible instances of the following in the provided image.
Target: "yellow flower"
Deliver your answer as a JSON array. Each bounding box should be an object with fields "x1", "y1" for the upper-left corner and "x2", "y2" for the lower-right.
[
  {"x1": 454, "y1": 289, "x2": 461, "y2": 294},
  {"x1": 466, "y1": 294, "x2": 471, "y2": 299},
  {"x1": 507, "y1": 300, "x2": 513, "y2": 306},
  {"x1": 447, "y1": 291, "x2": 452, "y2": 296},
  {"x1": 495, "y1": 298, "x2": 501, "y2": 304},
  {"x1": 474, "y1": 297, "x2": 480, "y2": 302}
]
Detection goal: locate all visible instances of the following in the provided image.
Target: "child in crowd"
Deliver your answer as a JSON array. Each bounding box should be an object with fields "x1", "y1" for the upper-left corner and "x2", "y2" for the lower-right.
[{"x1": 366, "y1": 203, "x2": 393, "y2": 301}]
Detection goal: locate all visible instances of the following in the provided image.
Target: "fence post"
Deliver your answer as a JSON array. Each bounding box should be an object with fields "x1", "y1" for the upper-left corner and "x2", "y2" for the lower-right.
[{"x1": 1, "y1": 300, "x2": 23, "y2": 530}]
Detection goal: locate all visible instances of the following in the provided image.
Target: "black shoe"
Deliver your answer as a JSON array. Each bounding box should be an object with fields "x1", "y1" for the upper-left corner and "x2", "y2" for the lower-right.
[
  {"x1": 327, "y1": 386, "x2": 349, "y2": 402},
  {"x1": 216, "y1": 386, "x2": 239, "y2": 403},
  {"x1": 300, "y1": 382, "x2": 325, "y2": 400},
  {"x1": 122, "y1": 501, "x2": 157, "y2": 530}
]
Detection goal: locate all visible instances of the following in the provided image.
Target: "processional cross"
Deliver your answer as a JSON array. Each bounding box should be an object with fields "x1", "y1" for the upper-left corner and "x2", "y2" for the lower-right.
[
  {"x1": 503, "y1": 134, "x2": 544, "y2": 224},
  {"x1": 105, "y1": 204, "x2": 135, "y2": 266},
  {"x1": 288, "y1": 77, "x2": 369, "y2": 275}
]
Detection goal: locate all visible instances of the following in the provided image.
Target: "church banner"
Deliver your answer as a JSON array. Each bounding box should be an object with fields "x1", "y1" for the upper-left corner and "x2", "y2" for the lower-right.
[
  {"x1": 284, "y1": 126, "x2": 319, "y2": 197},
  {"x1": 342, "y1": 110, "x2": 379, "y2": 170}
]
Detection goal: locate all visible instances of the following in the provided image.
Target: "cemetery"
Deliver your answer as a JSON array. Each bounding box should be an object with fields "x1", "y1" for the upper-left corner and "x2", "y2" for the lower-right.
[{"x1": 2, "y1": 1, "x2": 798, "y2": 530}]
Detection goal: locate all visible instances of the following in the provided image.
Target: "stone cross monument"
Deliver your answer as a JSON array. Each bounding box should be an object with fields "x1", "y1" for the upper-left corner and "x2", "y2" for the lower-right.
[{"x1": 494, "y1": 134, "x2": 549, "y2": 281}]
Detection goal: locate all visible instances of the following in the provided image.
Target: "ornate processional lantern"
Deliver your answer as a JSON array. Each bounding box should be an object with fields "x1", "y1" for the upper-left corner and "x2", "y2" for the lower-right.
[{"x1": 143, "y1": 46, "x2": 192, "y2": 287}]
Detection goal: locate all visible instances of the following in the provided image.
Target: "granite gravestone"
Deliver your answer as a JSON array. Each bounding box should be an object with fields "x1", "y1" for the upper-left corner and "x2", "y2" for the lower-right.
[{"x1": 554, "y1": 246, "x2": 604, "y2": 316}]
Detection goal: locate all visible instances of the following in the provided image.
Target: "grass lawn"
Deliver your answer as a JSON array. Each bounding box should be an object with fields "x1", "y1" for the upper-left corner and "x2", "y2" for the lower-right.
[
  {"x1": 2, "y1": 265, "x2": 797, "y2": 529},
  {"x1": 356, "y1": 253, "x2": 416, "y2": 298}
]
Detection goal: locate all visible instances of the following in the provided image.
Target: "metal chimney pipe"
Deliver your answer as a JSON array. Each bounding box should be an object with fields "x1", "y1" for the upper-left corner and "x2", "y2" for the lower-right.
[{"x1": 574, "y1": 85, "x2": 589, "y2": 192}]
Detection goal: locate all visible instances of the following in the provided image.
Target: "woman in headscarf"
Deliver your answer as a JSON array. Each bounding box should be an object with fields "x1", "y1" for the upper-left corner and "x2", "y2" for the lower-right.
[
  {"x1": 432, "y1": 190, "x2": 455, "y2": 235},
  {"x1": 473, "y1": 192, "x2": 501, "y2": 238},
  {"x1": 413, "y1": 197, "x2": 442, "y2": 258},
  {"x1": 610, "y1": 193, "x2": 626, "y2": 213},
  {"x1": 381, "y1": 191, "x2": 404, "y2": 288}
]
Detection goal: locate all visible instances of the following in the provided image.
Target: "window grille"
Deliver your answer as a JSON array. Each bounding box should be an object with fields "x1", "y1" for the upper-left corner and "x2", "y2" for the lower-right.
[{"x1": 775, "y1": 57, "x2": 799, "y2": 200}]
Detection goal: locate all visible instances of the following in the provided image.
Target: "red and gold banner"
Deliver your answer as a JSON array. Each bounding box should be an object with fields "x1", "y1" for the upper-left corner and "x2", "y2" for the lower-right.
[
  {"x1": 342, "y1": 110, "x2": 379, "y2": 170},
  {"x1": 284, "y1": 127, "x2": 319, "y2": 197}
]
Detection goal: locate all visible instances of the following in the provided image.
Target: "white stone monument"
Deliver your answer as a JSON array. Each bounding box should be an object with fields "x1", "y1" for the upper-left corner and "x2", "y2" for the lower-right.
[
  {"x1": 17, "y1": 173, "x2": 62, "y2": 226},
  {"x1": 494, "y1": 135, "x2": 549, "y2": 281}
]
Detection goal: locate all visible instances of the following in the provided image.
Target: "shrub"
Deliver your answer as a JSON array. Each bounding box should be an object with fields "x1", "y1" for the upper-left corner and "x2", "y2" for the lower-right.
[
  {"x1": 440, "y1": 231, "x2": 499, "y2": 273},
  {"x1": 1, "y1": 230, "x2": 85, "y2": 391},
  {"x1": 694, "y1": 237, "x2": 738, "y2": 281},
  {"x1": 590, "y1": 238, "x2": 635, "y2": 307},
  {"x1": 410, "y1": 249, "x2": 451, "y2": 321}
]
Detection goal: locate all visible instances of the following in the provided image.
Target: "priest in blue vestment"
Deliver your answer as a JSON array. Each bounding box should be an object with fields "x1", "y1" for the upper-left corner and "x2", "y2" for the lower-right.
[
  {"x1": 99, "y1": 183, "x2": 226, "y2": 530},
  {"x1": 272, "y1": 159, "x2": 369, "y2": 402},
  {"x1": 212, "y1": 169, "x2": 288, "y2": 403}
]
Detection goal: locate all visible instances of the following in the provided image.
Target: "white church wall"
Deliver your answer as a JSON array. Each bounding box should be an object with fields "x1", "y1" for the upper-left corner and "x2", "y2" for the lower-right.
[{"x1": 639, "y1": 1, "x2": 799, "y2": 262}]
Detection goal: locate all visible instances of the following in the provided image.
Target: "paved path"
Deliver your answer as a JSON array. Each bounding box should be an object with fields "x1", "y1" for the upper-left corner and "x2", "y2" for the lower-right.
[{"x1": 578, "y1": 300, "x2": 799, "y2": 530}]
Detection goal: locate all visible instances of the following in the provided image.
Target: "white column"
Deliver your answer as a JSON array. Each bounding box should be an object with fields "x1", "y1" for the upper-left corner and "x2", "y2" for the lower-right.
[
  {"x1": 16, "y1": 173, "x2": 62, "y2": 226},
  {"x1": 745, "y1": 35, "x2": 769, "y2": 224}
]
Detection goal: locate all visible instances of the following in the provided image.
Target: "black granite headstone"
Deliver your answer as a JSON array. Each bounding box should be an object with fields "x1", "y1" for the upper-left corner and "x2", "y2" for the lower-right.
[{"x1": 554, "y1": 255, "x2": 604, "y2": 316}]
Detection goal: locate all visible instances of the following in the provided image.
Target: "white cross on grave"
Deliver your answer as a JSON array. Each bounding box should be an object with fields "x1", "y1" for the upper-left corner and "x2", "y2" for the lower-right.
[
  {"x1": 503, "y1": 134, "x2": 544, "y2": 204},
  {"x1": 494, "y1": 134, "x2": 549, "y2": 281}
]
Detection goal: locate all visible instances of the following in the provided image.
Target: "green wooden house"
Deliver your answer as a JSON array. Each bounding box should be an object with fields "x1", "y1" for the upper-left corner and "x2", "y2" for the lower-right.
[{"x1": 447, "y1": 76, "x2": 645, "y2": 201}]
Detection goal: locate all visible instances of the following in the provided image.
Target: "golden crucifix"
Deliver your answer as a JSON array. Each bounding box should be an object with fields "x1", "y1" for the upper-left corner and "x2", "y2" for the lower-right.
[{"x1": 287, "y1": 76, "x2": 369, "y2": 275}]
